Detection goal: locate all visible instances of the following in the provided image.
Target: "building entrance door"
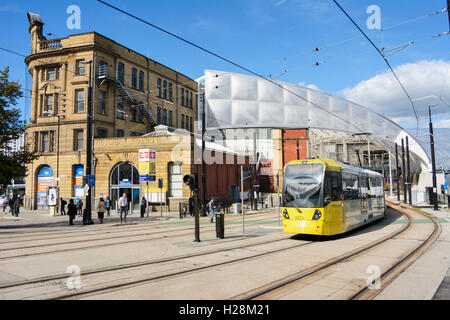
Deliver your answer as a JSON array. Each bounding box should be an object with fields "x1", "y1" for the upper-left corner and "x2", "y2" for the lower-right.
[{"x1": 110, "y1": 162, "x2": 141, "y2": 214}]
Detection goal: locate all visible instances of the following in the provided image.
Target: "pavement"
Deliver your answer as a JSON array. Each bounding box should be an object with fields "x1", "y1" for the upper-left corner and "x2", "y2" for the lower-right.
[{"x1": 375, "y1": 197, "x2": 450, "y2": 300}]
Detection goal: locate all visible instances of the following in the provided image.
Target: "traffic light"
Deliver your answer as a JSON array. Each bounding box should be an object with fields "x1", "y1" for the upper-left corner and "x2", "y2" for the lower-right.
[{"x1": 183, "y1": 174, "x2": 198, "y2": 192}]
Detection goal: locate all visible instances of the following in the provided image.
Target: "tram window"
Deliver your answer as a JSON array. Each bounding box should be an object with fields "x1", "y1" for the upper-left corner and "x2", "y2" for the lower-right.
[
  {"x1": 324, "y1": 171, "x2": 342, "y2": 206},
  {"x1": 343, "y1": 173, "x2": 359, "y2": 200}
]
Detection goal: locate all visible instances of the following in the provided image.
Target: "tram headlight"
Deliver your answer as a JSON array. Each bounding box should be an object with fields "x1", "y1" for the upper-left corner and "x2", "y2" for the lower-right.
[
  {"x1": 312, "y1": 209, "x2": 322, "y2": 220},
  {"x1": 283, "y1": 209, "x2": 289, "y2": 219}
]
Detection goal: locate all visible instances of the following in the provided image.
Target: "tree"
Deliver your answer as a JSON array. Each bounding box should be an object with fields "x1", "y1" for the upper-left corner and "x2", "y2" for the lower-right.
[{"x1": 0, "y1": 66, "x2": 38, "y2": 193}]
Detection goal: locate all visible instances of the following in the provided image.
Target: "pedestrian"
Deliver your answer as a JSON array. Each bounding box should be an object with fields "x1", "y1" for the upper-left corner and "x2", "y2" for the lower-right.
[
  {"x1": 105, "y1": 196, "x2": 111, "y2": 217},
  {"x1": 208, "y1": 198, "x2": 216, "y2": 223},
  {"x1": 140, "y1": 196, "x2": 147, "y2": 218},
  {"x1": 60, "y1": 197, "x2": 67, "y2": 215},
  {"x1": 97, "y1": 197, "x2": 106, "y2": 224},
  {"x1": 77, "y1": 199, "x2": 83, "y2": 216},
  {"x1": 118, "y1": 193, "x2": 128, "y2": 223},
  {"x1": 67, "y1": 199, "x2": 77, "y2": 225},
  {"x1": 13, "y1": 195, "x2": 21, "y2": 217},
  {"x1": 8, "y1": 194, "x2": 14, "y2": 216},
  {"x1": 181, "y1": 204, "x2": 187, "y2": 218}
]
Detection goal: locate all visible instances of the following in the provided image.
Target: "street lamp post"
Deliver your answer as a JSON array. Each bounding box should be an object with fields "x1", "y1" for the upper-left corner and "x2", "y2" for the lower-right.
[
  {"x1": 429, "y1": 104, "x2": 439, "y2": 211},
  {"x1": 83, "y1": 60, "x2": 94, "y2": 224}
]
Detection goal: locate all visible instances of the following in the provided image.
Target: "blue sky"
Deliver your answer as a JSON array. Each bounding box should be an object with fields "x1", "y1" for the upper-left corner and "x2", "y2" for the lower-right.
[{"x1": 1, "y1": 0, "x2": 449, "y2": 129}]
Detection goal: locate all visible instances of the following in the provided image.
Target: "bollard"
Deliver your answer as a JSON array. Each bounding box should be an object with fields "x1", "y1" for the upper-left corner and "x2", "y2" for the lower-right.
[{"x1": 216, "y1": 213, "x2": 225, "y2": 239}]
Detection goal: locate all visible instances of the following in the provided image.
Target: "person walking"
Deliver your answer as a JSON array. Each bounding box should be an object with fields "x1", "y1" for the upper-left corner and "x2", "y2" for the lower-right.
[
  {"x1": 67, "y1": 199, "x2": 77, "y2": 225},
  {"x1": 118, "y1": 193, "x2": 128, "y2": 223},
  {"x1": 105, "y1": 196, "x2": 111, "y2": 217},
  {"x1": 12, "y1": 195, "x2": 21, "y2": 217},
  {"x1": 208, "y1": 198, "x2": 216, "y2": 223},
  {"x1": 8, "y1": 194, "x2": 14, "y2": 216},
  {"x1": 97, "y1": 197, "x2": 106, "y2": 224},
  {"x1": 60, "y1": 197, "x2": 67, "y2": 215}
]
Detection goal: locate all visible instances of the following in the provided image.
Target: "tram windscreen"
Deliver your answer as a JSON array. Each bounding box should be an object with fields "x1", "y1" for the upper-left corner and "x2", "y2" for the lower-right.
[{"x1": 283, "y1": 164, "x2": 324, "y2": 208}]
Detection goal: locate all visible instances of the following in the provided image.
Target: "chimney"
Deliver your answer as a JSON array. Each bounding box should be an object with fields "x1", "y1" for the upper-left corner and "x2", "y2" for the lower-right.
[{"x1": 27, "y1": 12, "x2": 46, "y2": 54}]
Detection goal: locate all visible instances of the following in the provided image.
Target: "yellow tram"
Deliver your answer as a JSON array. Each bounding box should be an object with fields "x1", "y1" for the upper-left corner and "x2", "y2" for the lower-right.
[{"x1": 282, "y1": 159, "x2": 385, "y2": 236}]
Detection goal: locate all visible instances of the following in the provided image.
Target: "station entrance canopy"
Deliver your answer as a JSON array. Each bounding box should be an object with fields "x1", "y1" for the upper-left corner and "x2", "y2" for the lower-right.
[{"x1": 199, "y1": 70, "x2": 431, "y2": 174}]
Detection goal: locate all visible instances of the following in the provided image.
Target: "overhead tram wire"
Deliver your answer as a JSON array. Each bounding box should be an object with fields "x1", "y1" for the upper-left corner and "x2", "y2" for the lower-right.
[
  {"x1": 96, "y1": 0, "x2": 369, "y2": 135},
  {"x1": 332, "y1": 0, "x2": 420, "y2": 135},
  {"x1": 248, "y1": 7, "x2": 448, "y2": 70}
]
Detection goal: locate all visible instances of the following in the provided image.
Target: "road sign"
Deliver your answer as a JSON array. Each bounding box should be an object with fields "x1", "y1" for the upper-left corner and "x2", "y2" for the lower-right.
[
  {"x1": 88, "y1": 175, "x2": 95, "y2": 187},
  {"x1": 139, "y1": 149, "x2": 156, "y2": 162},
  {"x1": 84, "y1": 184, "x2": 89, "y2": 192},
  {"x1": 140, "y1": 175, "x2": 156, "y2": 182}
]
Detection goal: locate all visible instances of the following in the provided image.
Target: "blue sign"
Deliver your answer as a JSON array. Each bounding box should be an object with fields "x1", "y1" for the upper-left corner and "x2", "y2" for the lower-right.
[
  {"x1": 88, "y1": 175, "x2": 95, "y2": 187},
  {"x1": 445, "y1": 176, "x2": 448, "y2": 191},
  {"x1": 140, "y1": 175, "x2": 156, "y2": 182}
]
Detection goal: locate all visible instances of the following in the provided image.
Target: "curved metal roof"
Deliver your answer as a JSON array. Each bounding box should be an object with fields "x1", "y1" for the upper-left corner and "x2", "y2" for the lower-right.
[{"x1": 199, "y1": 70, "x2": 431, "y2": 174}]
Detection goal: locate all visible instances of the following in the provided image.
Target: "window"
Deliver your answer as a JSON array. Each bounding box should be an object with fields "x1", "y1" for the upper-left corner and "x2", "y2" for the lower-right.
[
  {"x1": 185, "y1": 90, "x2": 189, "y2": 108},
  {"x1": 157, "y1": 78, "x2": 162, "y2": 97},
  {"x1": 181, "y1": 88, "x2": 185, "y2": 106},
  {"x1": 74, "y1": 130, "x2": 83, "y2": 151},
  {"x1": 118, "y1": 62, "x2": 124, "y2": 84},
  {"x1": 131, "y1": 132, "x2": 142, "y2": 137},
  {"x1": 98, "y1": 61, "x2": 107, "y2": 78},
  {"x1": 43, "y1": 94, "x2": 54, "y2": 116},
  {"x1": 131, "y1": 68, "x2": 137, "y2": 89},
  {"x1": 116, "y1": 129, "x2": 124, "y2": 137},
  {"x1": 168, "y1": 162, "x2": 183, "y2": 197},
  {"x1": 163, "y1": 109, "x2": 167, "y2": 125},
  {"x1": 47, "y1": 66, "x2": 56, "y2": 81},
  {"x1": 189, "y1": 92, "x2": 193, "y2": 108},
  {"x1": 323, "y1": 171, "x2": 342, "y2": 206},
  {"x1": 168, "y1": 110, "x2": 173, "y2": 127},
  {"x1": 33, "y1": 132, "x2": 39, "y2": 152},
  {"x1": 76, "y1": 60, "x2": 85, "y2": 76},
  {"x1": 190, "y1": 117, "x2": 193, "y2": 132},
  {"x1": 343, "y1": 173, "x2": 359, "y2": 200},
  {"x1": 185, "y1": 115, "x2": 189, "y2": 131},
  {"x1": 75, "y1": 89, "x2": 84, "y2": 113},
  {"x1": 181, "y1": 114, "x2": 185, "y2": 129},
  {"x1": 157, "y1": 107, "x2": 161, "y2": 124},
  {"x1": 96, "y1": 128, "x2": 108, "y2": 138},
  {"x1": 139, "y1": 71, "x2": 144, "y2": 91},
  {"x1": 169, "y1": 83, "x2": 173, "y2": 101},
  {"x1": 98, "y1": 90, "x2": 106, "y2": 115},
  {"x1": 117, "y1": 97, "x2": 125, "y2": 119},
  {"x1": 40, "y1": 132, "x2": 49, "y2": 152},
  {"x1": 131, "y1": 105, "x2": 137, "y2": 122},
  {"x1": 163, "y1": 80, "x2": 167, "y2": 100}
]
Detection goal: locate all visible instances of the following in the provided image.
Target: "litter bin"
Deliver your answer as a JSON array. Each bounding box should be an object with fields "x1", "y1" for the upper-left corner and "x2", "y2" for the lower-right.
[{"x1": 216, "y1": 213, "x2": 225, "y2": 239}]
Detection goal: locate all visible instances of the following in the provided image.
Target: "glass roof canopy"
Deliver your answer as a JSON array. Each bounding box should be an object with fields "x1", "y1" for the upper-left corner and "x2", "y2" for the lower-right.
[{"x1": 199, "y1": 70, "x2": 431, "y2": 174}]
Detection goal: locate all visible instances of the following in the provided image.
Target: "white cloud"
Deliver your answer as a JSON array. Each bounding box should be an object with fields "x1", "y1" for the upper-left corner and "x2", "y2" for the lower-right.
[
  {"x1": 298, "y1": 81, "x2": 320, "y2": 91},
  {"x1": 340, "y1": 60, "x2": 450, "y2": 127},
  {"x1": 435, "y1": 118, "x2": 450, "y2": 129}
]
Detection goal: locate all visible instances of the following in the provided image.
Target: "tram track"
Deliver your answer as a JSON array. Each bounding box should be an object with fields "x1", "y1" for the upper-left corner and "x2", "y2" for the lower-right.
[
  {"x1": 0, "y1": 214, "x2": 281, "y2": 260},
  {"x1": 0, "y1": 234, "x2": 311, "y2": 300},
  {"x1": 0, "y1": 211, "x2": 279, "y2": 244},
  {"x1": 232, "y1": 202, "x2": 440, "y2": 300}
]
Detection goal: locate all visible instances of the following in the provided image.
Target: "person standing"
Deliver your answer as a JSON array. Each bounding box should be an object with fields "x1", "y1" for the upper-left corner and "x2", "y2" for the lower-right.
[
  {"x1": 118, "y1": 193, "x2": 128, "y2": 223},
  {"x1": 67, "y1": 199, "x2": 77, "y2": 225},
  {"x1": 208, "y1": 198, "x2": 216, "y2": 223},
  {"x1": 77, "y1": 199, "x2": 83, "y2": 216},
  {"x1": 60, "y1": 197, "x2": 67, "y2": 215},
  {"x1": 97, "y1": 197, "x2": 106, "y2": 224},
  {"x1": 140, "y1": 196, "x2": 147, "y2": 218},
  {"x1": 105, "y1": 196, "x2": 111, "y2": 217}
]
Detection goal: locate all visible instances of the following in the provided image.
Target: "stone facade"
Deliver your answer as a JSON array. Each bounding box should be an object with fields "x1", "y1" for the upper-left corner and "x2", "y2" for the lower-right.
[{"x1": 24, "y1": 13, "x2": 198, "y2": 210}]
